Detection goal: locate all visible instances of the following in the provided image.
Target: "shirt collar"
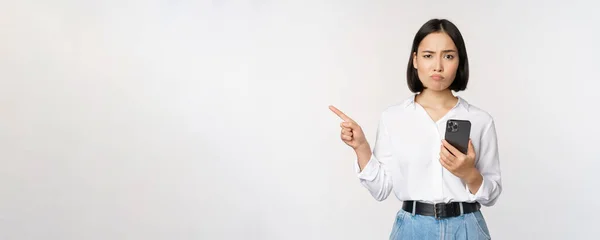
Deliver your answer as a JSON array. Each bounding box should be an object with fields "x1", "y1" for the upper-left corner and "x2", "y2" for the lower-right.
[{"x1": 403, "y1": 94, "x2": 470, "y2": 112}]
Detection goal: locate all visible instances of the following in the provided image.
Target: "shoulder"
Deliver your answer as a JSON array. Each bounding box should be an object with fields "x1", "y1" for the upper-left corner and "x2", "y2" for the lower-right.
[
  {"x1": 379, "y1": 95, "x2": 415, "y2": 118},
  {"x1": 467, "y1": 104, "x2": 494, "y2": 122},
  {"x1": 460, "y1": 97, "x2": 496, "y2": 130}
]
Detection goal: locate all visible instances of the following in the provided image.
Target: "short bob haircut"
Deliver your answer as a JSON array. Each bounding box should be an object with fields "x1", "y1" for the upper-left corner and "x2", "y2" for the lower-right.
[{"x1": 406, "y1": 19, "x2": 469, "y2": 93}]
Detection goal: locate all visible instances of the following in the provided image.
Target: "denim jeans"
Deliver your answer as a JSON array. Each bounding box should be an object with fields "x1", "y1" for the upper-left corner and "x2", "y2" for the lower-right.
[{"x1": 389, "y1": 209, "x2": 491, "y2": 240}]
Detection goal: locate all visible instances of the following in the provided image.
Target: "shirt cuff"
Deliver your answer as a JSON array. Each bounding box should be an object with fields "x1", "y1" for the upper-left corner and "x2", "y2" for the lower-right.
[
  {"x1": 354, "y1": 154, "x2": 380, "y2": 181},
  {"x1": 468, "y1": 177, "x2": 490, "y2": 201}
]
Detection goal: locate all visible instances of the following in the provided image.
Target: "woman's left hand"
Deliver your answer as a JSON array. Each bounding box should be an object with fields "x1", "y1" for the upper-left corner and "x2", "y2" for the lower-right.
[{"x1": 439, "y1": 139, "x2": 478, "y2": 181}]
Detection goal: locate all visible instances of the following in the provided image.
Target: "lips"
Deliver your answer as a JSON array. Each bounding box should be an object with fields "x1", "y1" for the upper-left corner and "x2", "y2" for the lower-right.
[{"x1": 431, "y1": 74, "x2": 444, "y2": 80}]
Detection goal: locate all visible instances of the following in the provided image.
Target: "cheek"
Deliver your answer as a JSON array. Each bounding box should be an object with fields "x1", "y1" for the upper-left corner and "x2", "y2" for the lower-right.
[
  {"x1": 415, "y1": 60, "x2": 430, "y2": 74},
  {"x1": 416, "y1": 67, "x2": 430, "y2": 81},
  {"x1": 444, "y1": 62, "x2": 459, "y2": 76}
]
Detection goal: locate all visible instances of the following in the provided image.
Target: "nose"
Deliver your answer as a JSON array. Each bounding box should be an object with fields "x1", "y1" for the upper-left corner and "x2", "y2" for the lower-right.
[{"x1": 434, "y1": 58, "x2": 443, "y2": 72}]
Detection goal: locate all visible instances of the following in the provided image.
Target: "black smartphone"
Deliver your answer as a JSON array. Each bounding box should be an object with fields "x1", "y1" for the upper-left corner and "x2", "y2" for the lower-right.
[{"x1": 444, "y1": 119, "x2": 471, "y2": 155}]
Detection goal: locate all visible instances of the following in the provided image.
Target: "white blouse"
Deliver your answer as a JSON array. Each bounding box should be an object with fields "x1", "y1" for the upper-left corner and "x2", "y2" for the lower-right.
[{"x1": 355, "y1": 95, "x2": 502, "y2": 206}]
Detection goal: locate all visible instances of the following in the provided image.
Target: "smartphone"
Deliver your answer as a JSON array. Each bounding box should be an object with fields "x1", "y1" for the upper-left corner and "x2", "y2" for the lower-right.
[{"x1": 444, "y1": 119, "x2": 471, "y2": 155}]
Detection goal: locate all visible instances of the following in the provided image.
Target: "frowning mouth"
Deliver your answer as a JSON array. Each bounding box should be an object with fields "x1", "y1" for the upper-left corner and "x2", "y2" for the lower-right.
[{"x1": 431, "y1": 74, "x2": 444, "y2": 80}]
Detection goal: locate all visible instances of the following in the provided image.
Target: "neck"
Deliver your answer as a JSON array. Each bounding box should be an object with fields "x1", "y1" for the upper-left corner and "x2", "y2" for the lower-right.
[{"x1": 415, "y1": 89, "x2": 457, "y2": 108}]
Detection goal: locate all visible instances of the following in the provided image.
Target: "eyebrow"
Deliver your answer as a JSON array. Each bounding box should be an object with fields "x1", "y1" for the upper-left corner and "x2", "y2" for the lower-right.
[{"x1": 422, "y1": 50, "x2": 457, "y2": 53}]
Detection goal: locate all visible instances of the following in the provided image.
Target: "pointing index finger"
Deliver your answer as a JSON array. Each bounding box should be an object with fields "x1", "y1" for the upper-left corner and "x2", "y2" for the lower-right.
[{"x1": 329, "y1": 105, "x2": 354, "y2": 122}]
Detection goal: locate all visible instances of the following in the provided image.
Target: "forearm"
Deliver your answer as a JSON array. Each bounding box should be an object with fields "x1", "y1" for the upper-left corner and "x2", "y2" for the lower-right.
[
  {"x1": 465, "y1": 168, "x2": 483, "y2": 194},
  {"x1": 355, "y1": 144, "x2": 372, "y2": 172},
  {"x1": 354, "y1": 144, "x2": 393, "y2": 201}
]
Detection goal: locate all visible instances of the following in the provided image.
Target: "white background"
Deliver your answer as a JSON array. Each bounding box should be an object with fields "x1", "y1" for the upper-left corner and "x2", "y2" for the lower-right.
[{"x1": 1, "y1": 0, "x2": 599, "y2": 239}]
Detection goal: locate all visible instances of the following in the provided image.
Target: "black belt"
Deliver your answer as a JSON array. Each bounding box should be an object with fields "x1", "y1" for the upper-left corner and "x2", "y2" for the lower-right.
[{"x1": 402, "y1": 201, "x2": 481, "y2": 219}]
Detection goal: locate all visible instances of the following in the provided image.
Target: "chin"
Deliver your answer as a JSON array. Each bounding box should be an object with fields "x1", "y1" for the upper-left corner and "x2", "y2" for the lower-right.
[{"x1": 424, "y1": 83, "x2": 450, "y2": 92}]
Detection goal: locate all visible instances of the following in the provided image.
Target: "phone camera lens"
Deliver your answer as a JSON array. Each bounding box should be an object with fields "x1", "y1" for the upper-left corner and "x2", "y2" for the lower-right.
[{"x1": 448, "y1": 121, "x2": 458, "y2": 132}]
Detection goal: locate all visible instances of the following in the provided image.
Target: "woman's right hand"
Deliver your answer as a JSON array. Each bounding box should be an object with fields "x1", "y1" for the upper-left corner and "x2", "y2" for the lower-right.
[{"x1": 329, "y1": 105, "x2": 369, "y2": 151}]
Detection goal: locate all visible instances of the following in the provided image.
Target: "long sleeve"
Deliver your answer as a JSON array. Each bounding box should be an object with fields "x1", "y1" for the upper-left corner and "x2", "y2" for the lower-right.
[
  {"x1": 354, "y1": 115, "x2": 395, "y2": 201},
  {"x1": 468, "y1": 119, "x2": 503, "y2": 206}
]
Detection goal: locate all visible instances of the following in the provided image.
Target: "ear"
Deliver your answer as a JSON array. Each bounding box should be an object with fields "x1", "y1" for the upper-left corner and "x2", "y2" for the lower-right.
[{"x1": 412, "y1": 52, "x2": 418, "y2": 69}]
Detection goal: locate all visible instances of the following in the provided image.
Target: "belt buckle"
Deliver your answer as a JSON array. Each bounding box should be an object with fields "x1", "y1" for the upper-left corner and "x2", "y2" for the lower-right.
[{"x1": 434, "y1": 203, "x2": 443, "y2": 220}]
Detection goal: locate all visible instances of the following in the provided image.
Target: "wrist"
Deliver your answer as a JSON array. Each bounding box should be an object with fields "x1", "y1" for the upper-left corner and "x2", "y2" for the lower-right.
[
  {"x1": 354, "y1": 143, "x2": 372, "y2": 172},
  {"x1": 465, "y1": 168, "x2": 482, "y2": 184},
  {"x1": 355, "y1": 143, "x2": 371, "y2": 153}
]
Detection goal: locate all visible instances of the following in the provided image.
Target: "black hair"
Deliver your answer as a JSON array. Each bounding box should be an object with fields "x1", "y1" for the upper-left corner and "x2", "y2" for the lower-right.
[{"x1": 406, "y1": 19, "x2": 469, "y2": 93}]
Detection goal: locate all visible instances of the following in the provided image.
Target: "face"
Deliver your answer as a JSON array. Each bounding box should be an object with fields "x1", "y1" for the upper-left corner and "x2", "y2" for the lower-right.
[{"x1": 412, "y1": 32, "x2": 459, "y2": 92}]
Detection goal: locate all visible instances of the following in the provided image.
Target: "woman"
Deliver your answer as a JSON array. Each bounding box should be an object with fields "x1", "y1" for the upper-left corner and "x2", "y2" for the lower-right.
[{"x1": 329, "y1": 19, "x2": 502, "y2": 239}]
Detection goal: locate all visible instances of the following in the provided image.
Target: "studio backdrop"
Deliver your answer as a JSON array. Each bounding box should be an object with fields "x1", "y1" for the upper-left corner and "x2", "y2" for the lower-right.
[{"x1": 1, "y1": 1, "x2": 598, "y2": 239}]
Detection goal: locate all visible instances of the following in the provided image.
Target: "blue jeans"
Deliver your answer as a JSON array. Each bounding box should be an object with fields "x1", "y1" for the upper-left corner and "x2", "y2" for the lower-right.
[{"x1": 389, "y1": 209, "x2": 491, "y2": 240}]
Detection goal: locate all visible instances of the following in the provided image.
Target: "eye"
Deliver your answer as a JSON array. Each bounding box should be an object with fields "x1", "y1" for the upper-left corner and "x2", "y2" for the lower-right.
[
  {"x1": 423, "y1": 54, "x2": 432, "y2": 58},
  {"x1": 444, "y1": 54, "x2": 455, "y2": 60}
]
